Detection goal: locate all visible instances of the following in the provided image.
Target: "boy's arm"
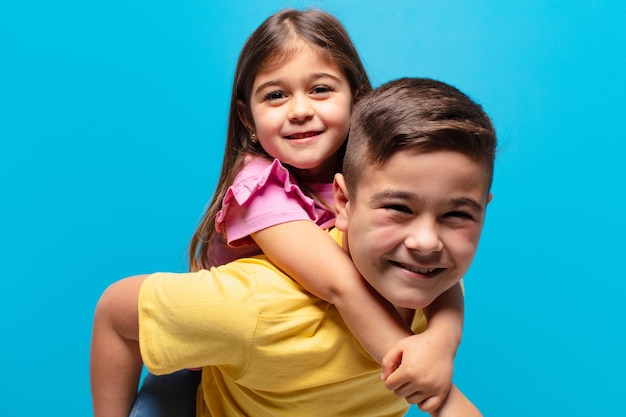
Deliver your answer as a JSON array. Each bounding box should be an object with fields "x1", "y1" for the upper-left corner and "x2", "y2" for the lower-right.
[
  {"x1": 382, "y1": 283, "x2": 464, "y2": 412},
  {"x1": 90, "y1": 274, "x2": 148, "y2": 417}
]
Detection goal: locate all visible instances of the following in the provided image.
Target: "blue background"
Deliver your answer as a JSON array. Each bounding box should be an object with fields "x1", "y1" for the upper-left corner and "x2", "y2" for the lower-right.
[{"x1": 1, "y1": 1, "x2": 624, "y2": 415}]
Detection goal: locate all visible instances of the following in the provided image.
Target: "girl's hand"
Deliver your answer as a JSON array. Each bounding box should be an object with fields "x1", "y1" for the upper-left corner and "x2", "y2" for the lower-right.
[{"x1": 381, "y1": 332, "x2": 454, "y2": 412}]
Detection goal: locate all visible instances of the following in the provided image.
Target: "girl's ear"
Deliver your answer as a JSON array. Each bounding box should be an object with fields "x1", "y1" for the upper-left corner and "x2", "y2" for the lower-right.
[
  {"x1": 236, "y1": 100, "x2": 255, "y2": 133},
  {"x1": 333, "y1": 173, "x2": 350, "y2": 232}
]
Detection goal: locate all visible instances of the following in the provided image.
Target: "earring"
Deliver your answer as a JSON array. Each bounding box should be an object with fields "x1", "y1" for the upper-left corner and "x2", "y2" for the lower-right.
[{"x1": 251, "y1": 133, "x2": 257, "y2": 143}]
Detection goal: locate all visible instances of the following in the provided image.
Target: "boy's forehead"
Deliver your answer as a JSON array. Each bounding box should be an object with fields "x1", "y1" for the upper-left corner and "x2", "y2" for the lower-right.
[{"x1": 355, "y1": 149, "x2": 491, "y2": 200}]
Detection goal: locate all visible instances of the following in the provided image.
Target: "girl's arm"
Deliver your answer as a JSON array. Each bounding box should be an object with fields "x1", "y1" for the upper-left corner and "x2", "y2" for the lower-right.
[
  {"x1": 430, "y1": 384, "x2": 482, "y2": 417},
  {"x1": 253, "y1": 220, "x2": 464, "y2": 409},
  {"x1": 252, "y1": 220, "x2": 411, "y2": 362},
  {"x1": 382, "y1": 283, "x2": 464, "y2": 412},
  {"x1": 423, "y1": 282, "x2": 464, "y2": 357},
  {"x1": 90, "y1": 275, "x2": 148, "y2": 417}
]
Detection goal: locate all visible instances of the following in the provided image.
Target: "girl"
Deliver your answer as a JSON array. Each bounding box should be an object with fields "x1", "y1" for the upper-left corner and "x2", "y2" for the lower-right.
[{"x1": 132, "y1": 8, "x2": 465, "y2": 416}]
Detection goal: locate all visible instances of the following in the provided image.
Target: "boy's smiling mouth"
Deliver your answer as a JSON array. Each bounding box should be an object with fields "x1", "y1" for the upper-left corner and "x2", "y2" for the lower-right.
[{"x1": 390, "y1": 261, "x2": 442, "y2": 276}]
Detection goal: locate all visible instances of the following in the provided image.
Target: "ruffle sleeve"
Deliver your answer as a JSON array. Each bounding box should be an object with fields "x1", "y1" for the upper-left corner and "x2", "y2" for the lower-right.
[{"x1": 216, "y1": 158, "x2": 329, "y2": 247}]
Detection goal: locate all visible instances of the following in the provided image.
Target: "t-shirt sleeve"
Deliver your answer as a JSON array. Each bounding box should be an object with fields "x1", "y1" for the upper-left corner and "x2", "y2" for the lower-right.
[
  {"x1": 216, "y1": 158, "x2": 320, "y2": 246},
  {"x1": 138, "y1": 269, "x2": 260, "y2": 376}
]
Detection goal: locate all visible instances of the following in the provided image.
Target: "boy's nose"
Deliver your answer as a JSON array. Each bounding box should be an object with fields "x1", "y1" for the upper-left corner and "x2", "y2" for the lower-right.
[
  {"x1": 404, "y1": 219, "x2": 444, "y2": 253},
  {"x1": 288, "y1": 94, "x2": 314, "y2": 121}
]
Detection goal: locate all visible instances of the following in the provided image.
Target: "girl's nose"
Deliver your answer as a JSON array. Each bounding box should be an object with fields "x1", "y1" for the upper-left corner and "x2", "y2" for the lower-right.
[
  {"x1": 404, "y1": 219, "x2": 444, "y2": 253},
  {"x1": 288, "y1": 94, "x2": 314, "y2": 121}
]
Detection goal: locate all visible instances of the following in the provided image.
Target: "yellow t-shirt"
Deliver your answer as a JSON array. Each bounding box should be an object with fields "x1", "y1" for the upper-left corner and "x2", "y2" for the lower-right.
[{"x1": 139, "y1": 228, "x2": 427, "y2": 417}]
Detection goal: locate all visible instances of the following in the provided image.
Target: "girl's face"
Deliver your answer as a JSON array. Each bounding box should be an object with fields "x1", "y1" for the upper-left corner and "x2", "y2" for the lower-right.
[{"x1": 244, "y1": 43, "x2": 353, "y2": 183}]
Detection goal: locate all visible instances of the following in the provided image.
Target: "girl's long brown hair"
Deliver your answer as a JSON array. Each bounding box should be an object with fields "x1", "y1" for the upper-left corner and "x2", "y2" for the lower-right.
[{"x1": 188, "y1": 9, "x2": 372, "y2": 271}]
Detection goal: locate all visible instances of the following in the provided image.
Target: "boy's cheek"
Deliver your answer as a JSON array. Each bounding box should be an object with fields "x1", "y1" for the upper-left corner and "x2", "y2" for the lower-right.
[{"x1": 446, "y1": 225, "x2": 484, "y2": 247}]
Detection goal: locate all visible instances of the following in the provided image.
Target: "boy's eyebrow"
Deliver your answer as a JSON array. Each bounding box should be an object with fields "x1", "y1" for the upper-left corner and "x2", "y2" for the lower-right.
[
  {"x1": 254, "y1": 72, "x2": 342, "y2": 93},
  {"x1": 370, "y1": 190, "x2": 415, "y2": 203},
  {"x1": 451, "y1": 197, "x2": 485, "y2": 214},
  {"x1": 370, "y1": 191, "x2": 485, "y2": 213}
]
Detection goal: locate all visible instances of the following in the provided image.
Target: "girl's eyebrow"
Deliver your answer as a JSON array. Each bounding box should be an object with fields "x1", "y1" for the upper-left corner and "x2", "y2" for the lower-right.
[{"x1": 254, "y1": 72, "x2": 342, "y2": 94}]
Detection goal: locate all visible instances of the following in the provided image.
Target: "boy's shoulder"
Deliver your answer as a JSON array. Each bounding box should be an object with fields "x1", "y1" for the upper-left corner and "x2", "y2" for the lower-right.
[{"x1": 326, "y1": 227, "x2": 343, "y2": 246}]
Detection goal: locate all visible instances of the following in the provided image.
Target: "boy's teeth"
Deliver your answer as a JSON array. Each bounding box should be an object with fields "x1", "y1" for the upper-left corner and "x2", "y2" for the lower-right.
[{"x1": 403, "y1": 264, "x2": 436, "y2": 273}]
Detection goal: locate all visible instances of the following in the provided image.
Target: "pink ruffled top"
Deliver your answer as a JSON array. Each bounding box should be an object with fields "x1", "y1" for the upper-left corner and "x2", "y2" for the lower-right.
[{"x1": 211, "y1": 156, "x2": 335, "y2": 266}]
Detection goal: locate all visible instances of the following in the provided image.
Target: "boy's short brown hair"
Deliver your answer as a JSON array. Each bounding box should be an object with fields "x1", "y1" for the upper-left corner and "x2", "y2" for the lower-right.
[{"x1": 343, "y1": 78, "x2": 497, "y2": 196}]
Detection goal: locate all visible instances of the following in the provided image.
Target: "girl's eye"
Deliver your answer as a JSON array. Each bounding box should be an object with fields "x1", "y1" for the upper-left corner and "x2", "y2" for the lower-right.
[
  {"x1": 311, "y1": 85, "x2": 333, "y2": 95},
  {"x1": 264, "y1": 91, "x2": 287, "y2": 101}
]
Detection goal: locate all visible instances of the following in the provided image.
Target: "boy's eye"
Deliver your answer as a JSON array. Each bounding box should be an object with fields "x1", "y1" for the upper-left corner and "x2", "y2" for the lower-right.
[
  {"x1": 383, "y1": 204, "x2": 412, "y2": 214},
  {"x1": 444, "y1": 211, "x2": 475, "y2": 221}
]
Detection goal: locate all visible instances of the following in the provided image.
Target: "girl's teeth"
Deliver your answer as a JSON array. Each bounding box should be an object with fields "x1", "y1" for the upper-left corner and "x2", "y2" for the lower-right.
[{"x1": 289, "y1": 132, "x2": 317, "y2": 139}]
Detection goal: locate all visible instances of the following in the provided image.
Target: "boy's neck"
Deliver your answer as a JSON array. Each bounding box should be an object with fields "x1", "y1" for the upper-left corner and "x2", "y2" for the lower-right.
[{"x1": 395, "y1": 306, "x2": 415, "y2": 325}]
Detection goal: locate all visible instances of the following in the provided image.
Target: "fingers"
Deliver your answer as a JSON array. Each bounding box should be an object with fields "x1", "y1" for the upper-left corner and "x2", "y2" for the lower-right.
[
  {"x1": 381, "y1": 335, "x2": 453, "y2": 412},
  {"x1": 380, "y1": 347, "x2": 402, "y2": 381},
  {"x1": 390, "y1": 383, "x2": 446, "y2": 412},
  {"x1": 417, "y1": 394, "x2": 445, "y2": 413},
  {"x1": 384, "y1": 364, "x2": 448, "y2": 411}
]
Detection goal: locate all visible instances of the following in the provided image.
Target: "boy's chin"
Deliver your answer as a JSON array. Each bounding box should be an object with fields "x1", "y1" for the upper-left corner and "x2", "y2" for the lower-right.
[{"x1": 383, "y1": 291, "x2": 435, "y2": 311}]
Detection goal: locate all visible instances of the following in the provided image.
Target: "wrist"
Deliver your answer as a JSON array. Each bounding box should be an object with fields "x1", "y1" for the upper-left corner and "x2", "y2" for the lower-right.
[{"x1": 421, "y1": 326, "x2": 461, "y2": 356}]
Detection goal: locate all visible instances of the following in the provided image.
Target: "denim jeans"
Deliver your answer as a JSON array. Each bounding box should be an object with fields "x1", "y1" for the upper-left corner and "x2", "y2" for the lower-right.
[{"x1": 129, "y1": 370, "x2": 201, "y2": 417}]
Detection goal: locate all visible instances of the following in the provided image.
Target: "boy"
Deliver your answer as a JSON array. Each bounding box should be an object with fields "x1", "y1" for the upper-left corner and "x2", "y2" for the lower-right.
[{"x1": 90, "y1": 77, "x2": 496, "y2": 417}]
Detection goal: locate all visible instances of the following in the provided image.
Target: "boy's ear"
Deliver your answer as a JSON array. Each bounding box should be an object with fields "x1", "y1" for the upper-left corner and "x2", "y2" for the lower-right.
[
  {"x1": 236, "y1": 100, "x2": 255, "y2": 133},
  {"x1": 333, "y1": 173, "x2": 350, "y2": 232}
]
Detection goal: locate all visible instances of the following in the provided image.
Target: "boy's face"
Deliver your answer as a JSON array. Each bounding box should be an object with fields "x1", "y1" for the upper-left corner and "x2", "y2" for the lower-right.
[{"x1": 334, "y1": 149, "x2": 492, "y2": 310}]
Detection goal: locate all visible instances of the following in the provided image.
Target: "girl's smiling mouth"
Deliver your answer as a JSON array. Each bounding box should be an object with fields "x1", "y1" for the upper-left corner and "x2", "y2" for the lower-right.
[{"x1": 285, "y1": 131, "x2": 323, "y2": 140}]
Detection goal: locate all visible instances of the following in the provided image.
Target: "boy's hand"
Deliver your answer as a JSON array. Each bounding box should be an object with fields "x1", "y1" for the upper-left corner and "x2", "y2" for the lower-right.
[{"x1": 381, "y1": 332, "x2": 454, "y2": 412}]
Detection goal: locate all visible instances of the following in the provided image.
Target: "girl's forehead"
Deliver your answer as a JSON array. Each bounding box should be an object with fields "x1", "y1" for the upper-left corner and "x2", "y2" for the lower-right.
[{"x1": 260, "y1": 39, "x2": 332, "y2": 73}]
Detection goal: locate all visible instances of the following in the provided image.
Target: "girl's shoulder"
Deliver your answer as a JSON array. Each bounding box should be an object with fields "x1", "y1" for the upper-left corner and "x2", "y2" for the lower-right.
[
  {"x1": 217, "y1": 156, "x2": 311, "y2": 235},
  {"x1": 233, "y1": 156, "x2": 293, "y2": 187}
]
